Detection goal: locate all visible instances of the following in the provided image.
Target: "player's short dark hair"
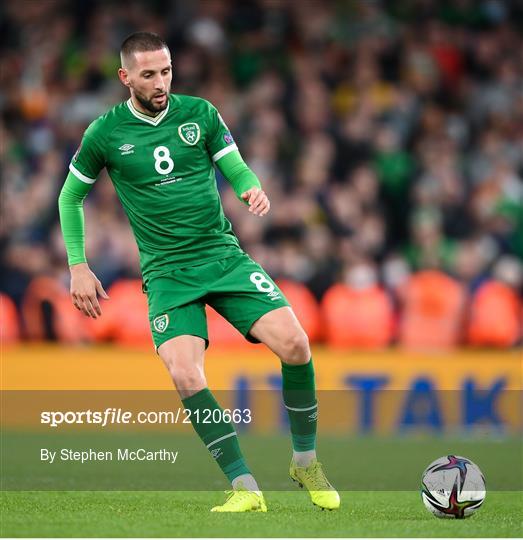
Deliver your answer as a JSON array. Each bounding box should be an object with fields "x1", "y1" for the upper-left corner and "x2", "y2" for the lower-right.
[{"x1": 120, "y1": 32, "x2": 169, "y2": 65}]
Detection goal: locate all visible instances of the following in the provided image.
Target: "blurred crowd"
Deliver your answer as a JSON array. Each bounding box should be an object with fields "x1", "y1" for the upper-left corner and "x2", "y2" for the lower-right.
[{"x1": 1, "y1": 0, "x2": 522, "y2": 313}]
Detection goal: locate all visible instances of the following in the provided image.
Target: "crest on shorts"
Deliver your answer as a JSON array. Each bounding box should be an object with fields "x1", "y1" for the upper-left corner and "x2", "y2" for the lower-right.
[
  {"x1": 153, "y1": 314, "x2": 169, "y2": 333},
  {"x1": 178, "y1": 122, "x2": 200, "y2": 145}
]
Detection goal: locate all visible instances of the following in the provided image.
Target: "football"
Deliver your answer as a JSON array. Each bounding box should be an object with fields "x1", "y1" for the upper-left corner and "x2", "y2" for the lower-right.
[{"x1": 421, "y1": 455, "x2": 486, "y2": 519}]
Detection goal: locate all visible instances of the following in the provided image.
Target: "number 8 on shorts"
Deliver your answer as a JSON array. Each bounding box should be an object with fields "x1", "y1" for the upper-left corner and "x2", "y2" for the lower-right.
[{"x1": 249, "y1": 272, "x2": 275, "y2": 293}]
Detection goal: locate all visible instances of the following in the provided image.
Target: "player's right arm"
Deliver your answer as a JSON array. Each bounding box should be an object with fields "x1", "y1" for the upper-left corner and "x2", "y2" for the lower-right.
[{"x1": 58, "y1": 122, "x2": 109, "y2": 318}]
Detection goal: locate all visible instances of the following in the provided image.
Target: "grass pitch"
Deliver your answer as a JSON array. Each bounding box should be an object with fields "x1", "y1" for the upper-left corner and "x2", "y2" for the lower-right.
[
  {"x1": 1, "y1": 490, "x2": 521, "y2": 537},
  {"x1": 1, "y1": 434, "x2": 521, "y2": 537}
]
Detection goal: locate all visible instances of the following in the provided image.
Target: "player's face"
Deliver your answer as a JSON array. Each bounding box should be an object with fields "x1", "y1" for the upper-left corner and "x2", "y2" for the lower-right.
[{"x1": 120, "y1": 48, "x2": 172, "y2": 114}]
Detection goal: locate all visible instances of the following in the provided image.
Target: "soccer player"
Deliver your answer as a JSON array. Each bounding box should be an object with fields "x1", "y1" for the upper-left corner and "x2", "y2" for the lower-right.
[{"x1": 58, "y1": 32, "x2": 339, "y2": 512}]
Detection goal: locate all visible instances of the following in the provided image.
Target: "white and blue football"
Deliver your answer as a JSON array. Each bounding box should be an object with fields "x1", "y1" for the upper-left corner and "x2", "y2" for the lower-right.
[{"x1": 421, "y1": 455, "x2": 486, "y2": 519}]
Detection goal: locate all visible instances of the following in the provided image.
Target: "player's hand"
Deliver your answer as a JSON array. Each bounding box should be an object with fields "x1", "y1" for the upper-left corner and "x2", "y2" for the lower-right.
[
  {"x1": 69, "y1": 263, "x2": 109, "y2": 319},
  {"x1": 241, "y1": 187, "x2": 270, "y2": 216}
]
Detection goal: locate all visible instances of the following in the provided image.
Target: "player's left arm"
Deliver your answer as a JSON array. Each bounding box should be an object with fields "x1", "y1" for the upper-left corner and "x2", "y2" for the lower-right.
[
  {"x1": 216, "y1": 150, "x2": 270, "y2": 217},
  {"x1": 205, "y1": 100, "x2": 270, "y2": 217}
]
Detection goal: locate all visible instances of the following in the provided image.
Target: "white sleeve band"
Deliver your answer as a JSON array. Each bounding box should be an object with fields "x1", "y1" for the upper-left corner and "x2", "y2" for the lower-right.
[
  {"x1": 212, "y1": 144, "x2": 238, "y2": 163},
  {"x1": 69, "y1": 163, "x2": 97, "y2": 184}
]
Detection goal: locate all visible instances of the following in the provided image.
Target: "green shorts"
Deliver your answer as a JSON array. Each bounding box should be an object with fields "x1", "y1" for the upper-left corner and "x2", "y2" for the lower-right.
[{"x1": 144, "y1": 252, "x2": 290, "y2": 350}]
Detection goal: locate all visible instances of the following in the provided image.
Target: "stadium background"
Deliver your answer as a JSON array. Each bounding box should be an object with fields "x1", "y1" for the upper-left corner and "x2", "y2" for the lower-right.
[
  {"x1": 1, "y1": 0, "x2": 522, "y2": 537},
  {"x1": 1, "y1": 0, "x2": 523, "y2": 444},
  {"x1": 1, "y1": 0, "x2": 522, "y2": 350}
]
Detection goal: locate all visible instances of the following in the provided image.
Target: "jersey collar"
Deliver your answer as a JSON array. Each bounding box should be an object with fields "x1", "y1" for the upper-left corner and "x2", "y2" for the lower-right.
[{"x1": 126, "y1": 97, "x2": 170, "y2": 126}]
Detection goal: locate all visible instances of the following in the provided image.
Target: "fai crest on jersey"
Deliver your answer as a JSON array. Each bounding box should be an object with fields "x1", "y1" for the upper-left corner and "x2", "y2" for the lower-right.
[
  {"x1": 153, "y1": 314, "x2": 169, "y2": 333},
  {"x1": 178, "y1": 122, "x2": 201, "y2": 145}
]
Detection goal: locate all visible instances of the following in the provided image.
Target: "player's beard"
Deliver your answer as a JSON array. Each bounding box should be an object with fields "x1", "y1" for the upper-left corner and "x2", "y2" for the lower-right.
[{"x1": 134, "y1": 89, "x2": 168, "y2": 114}]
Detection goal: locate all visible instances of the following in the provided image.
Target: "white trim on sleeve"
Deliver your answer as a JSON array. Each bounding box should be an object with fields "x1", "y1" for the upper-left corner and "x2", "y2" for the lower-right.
[
  {"x1": 69, "y1": 163, "x2": 97, "y2": 184},
  {"x1": 212, "y1": 144, "x2": 238, "y2": 163}
]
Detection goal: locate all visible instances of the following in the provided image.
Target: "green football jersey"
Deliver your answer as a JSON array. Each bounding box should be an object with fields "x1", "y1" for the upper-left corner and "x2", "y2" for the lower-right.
[{"x1": 69, "y1": 94, "x2": 243, "y2": 279}]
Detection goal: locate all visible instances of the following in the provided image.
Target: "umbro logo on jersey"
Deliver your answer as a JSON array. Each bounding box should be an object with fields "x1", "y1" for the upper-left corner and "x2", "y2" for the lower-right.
[
  {"x1": 119, "y1": 143, "x2": 135, "y2": 155},
  {"x1": 308, "y1": 411, "x2": 318, "y2": 422}
]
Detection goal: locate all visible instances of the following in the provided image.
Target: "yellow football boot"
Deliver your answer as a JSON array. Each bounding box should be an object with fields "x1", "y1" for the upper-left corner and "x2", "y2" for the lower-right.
[
  {"x1": 211, "y1": 483, "x2": 267, "y2": 512},
  {"x1": 290, "y1": 458, "x2": 340, "y2": 510}
]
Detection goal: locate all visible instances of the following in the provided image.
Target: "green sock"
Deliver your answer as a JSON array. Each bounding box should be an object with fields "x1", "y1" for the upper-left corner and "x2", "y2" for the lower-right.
[
  {"x1": 281, "y1": 358, "x2": 317, "y2": 452},
  {"x1": 182, "y1": 388, "x2": 251, "y2": 482}
]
